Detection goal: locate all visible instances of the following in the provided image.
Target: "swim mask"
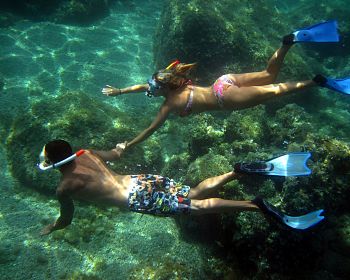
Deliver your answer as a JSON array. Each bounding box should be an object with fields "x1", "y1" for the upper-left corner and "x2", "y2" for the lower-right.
[
  {"x1": 145, "y1": 60, "x2": 180, "y2": 97},
  {"x1": 146, "y1": 77, "x2": 162, "y2": 97},
  {"x1": 39, "y1": 146, "x2": 51, "y2": 167}
]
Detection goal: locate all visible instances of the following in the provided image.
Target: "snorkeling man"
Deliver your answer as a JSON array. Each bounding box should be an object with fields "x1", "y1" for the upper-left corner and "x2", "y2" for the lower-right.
[{"x1": 39, "y1": 140, "x2": 323, "y2": 235}]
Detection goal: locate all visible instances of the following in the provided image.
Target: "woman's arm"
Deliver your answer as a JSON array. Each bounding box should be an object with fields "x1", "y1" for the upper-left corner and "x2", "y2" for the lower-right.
[
  {"x1": 102, "y1": 84, "x2": 149, "y2": 96},
  {"x1": 126, "y1": 103, "x2": 171, "y2": 149}
]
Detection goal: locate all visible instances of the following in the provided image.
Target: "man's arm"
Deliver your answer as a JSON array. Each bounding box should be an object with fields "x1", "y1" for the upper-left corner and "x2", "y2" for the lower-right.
[
  {"x1": 41, "y1": 189, "x2": 74, "y2": 235},
  {"x1": 90, "y1": 142, "x2": 126, "y2": 162}
]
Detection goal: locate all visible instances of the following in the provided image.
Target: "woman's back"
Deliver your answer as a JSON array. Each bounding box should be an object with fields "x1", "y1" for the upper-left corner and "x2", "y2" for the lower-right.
[{"x1": 167, "y1": 85, "x2": 219, "y2": 116}]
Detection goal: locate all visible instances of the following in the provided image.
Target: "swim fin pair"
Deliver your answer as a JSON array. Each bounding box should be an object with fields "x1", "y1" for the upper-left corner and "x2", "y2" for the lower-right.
[
  {"x1": 234, "y1": 152, "x2": 312, "y2": 177},
  {"x1": 282, "y1": 21, "x2": 350, "y2": 95},
  {"x1": 283, "y1": 20, "x2": 339, "y2": 45},
  {"x1": 252, "y1": 197, "x2": 324, "y2": 230},
  {"x1": 234, "y1": 153, "x2": 324, "y2": 229}
]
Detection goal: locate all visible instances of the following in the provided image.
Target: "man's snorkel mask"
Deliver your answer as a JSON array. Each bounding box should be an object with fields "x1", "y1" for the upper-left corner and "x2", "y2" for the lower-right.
[
  {"x1": 146, "y1": 60, "x2": 180, "y2": 97},
  {"x1": 37, "y1": 145, "x2": 85, "y2": 171}
]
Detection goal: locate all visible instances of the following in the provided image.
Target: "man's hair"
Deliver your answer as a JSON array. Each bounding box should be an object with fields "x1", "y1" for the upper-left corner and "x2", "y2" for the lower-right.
[{"x1": 45, "y1": 139, "x2": 73, "y2": 164}]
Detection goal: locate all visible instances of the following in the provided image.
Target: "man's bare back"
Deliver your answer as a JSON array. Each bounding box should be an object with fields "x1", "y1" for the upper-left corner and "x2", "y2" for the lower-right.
[{"x1": 59, "y1": 150, "x2": 131, "y2": 208}]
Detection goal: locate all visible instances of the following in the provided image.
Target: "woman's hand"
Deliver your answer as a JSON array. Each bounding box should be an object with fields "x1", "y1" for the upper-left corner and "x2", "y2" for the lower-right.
[
  {"x1": 116, "y1": 141, "x2": 127, "y2": 150},
  {"x1": 112, "y1": 141, "x2": 128, "y2": 156},
  {"x1": 102, "y1": 85, "x2": 121, "y2": 96}
]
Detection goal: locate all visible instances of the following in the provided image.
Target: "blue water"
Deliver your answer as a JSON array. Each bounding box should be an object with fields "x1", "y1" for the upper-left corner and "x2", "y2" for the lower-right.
[
  {"x1": 1, "y1": 0, "x2": 350, "y2": 279},
  {"x1": 0, "y1": 3, "x2": 157, "y2": 107}
]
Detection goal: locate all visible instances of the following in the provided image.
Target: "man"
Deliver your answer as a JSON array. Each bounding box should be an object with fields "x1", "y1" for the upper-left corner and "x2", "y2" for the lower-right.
[{"x1": 39, "y1": 140, "x2": 323, "y2": 235}]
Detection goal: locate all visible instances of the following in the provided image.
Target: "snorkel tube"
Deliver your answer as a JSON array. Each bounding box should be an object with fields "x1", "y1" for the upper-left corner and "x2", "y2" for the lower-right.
[
  {"x1": 165, "y1": 59, "x2": 180, "y2": 70},
  {"x1": 37, "y1": 149, "x2": 85, "y2": 171}
]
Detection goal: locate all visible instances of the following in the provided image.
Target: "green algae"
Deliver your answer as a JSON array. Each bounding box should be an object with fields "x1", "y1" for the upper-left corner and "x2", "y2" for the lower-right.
[{"x1": 154, "y1": 0, "x2": 314, "y2": 83}]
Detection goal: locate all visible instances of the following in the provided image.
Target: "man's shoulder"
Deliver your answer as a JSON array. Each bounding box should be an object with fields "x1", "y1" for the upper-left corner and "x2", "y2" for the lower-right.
[
  {"x1": 84, "y1": 149, "x2": 98, "y2": 156},
  {"x1": 57, "y1": 177, "x2": 84, "y2": 195},
  {"x1": 82, "y1": 149, "x2": 104, "y2": 161}
]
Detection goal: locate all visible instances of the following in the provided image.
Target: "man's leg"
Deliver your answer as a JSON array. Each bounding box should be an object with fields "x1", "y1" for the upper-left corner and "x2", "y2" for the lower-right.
[
  {"x1": 190, "y1": 198, "x2": 259, "y2": 215},
  {"x1": 229, "y1": 45, "x2": 292, "y2": 87},
  {"x1": 188, "y1": 171, "x2": 238, "y2": 200}
]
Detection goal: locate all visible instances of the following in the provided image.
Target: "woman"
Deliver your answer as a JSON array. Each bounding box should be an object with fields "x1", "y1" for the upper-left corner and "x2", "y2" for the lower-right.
[{"x1": 102, "y1": 36, "x2": 327, "y2": 151}]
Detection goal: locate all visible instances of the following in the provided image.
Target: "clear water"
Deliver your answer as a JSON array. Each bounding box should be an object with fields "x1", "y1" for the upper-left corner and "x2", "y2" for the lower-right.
[{"x1": 1, "y1": 0, "x2": 350, "y2": 279}]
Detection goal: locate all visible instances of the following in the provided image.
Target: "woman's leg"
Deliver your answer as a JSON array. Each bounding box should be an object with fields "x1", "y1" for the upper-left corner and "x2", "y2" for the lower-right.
[
  {"x1": 224, "y1": 79, "x2": 316, "y2": 109},
  {"x1": 230, "y1": 45, "x2": 292, "y2": 87},
  {"x1": 188, "y1": 171, "x2": 238, "y2": 200},
  {"x1": 190, "y1": 198, "x2": 259, "y2": 215}
]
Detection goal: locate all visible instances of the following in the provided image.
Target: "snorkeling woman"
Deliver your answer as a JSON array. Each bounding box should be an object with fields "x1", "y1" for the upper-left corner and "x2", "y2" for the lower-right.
[{"x1": 102, "y1": 20, "x2": 349, "y2": 151}]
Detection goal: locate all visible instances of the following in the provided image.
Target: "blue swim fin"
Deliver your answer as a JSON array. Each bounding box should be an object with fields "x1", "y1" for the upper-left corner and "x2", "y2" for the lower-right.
[
  {"x1": 324, "y1": 77, "x2": 350, "y2": 95},
  {"x1": 252, "y1": 197, "x2": 325, "y2": 230},
  {"x1": 293, "y1": 20, "x2": 339, "y2": 43},
  {"x1": 234, "y1": 152, "x2": 312, "y2": 176},
  {"x1": 283, "y1": 210, "x2": 325, "y2": 230}
]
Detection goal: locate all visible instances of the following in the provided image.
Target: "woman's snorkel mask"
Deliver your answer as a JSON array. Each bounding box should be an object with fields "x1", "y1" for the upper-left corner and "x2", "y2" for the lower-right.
[
  {"x1": 37, "y1": 145, "x2": 85, "y2": 171},
  {"x1": 146, "y1": 76, "x2": 162, "y2": 97},
  {"x1": 146, "y1": 60, "x2": 180, "y2": 97}
]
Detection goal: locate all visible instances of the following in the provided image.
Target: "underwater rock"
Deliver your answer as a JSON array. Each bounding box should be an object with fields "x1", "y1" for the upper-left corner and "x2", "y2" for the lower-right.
[
  {"x1": 326, "y1": 215, "x2": 350, "y2": 256},
  {"x1": 53, "y1": 0, "x2": 112, "y2": 26},
  {"x1": 0, "y1": 77, "x2": 4, "y2": 92},
  {"x1": 0, "y1": 0, "x2": 61, "y2": 21},
  {"x1": 142, "y1": 137, "x2": 164, "y2": 172},
  {"x1": 266, "y1": 103, "x2": 313, "y2": 148},
  {"x1": 322, "y1": 250, "x2": 350, "y2": 278},
  {"x1": 154, "y1": 0, "x2": 312, "y2": 82},
  {"x1": 0, "y1": 240, "x2": 21, "y2": 264},
  {"x1": 187, "y1": 113, "x2": 224, "y2": 159},
  {"x1": 161, "y1": 153, "x2": 190, "y2": 180},
  {"x1": 224, "y1": 105, "x2": 265, "y2": 145},
  {"x1": 0, "y1": 0, "x2": 116, "y2": 25},
  {"x1": 128, "y1": 255, "x2": 195, "y2": 280},
  {"x1": 302, "y1": 135, "x2": 350, "y2": 211},
  {"x1": 184, "y1": 152, "x2": 231, "y2": 186}
]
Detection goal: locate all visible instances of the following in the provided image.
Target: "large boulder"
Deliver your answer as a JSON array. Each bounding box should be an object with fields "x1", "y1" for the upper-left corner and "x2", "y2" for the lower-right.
[{"x1": 154, "y1": 0, "x2": 313, "y2": 83}]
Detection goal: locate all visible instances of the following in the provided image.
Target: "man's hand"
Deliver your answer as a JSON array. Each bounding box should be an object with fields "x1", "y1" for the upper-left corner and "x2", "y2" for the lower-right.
[
  {"x1": 102, "y1": 85, "x2": 121, "y2": 96},
  {"x1": 113, "y1": 141, "x2": 128, "y2": 156},
  {"x1": 40, "y1": 224, "x2": 55, "y2": 236}
]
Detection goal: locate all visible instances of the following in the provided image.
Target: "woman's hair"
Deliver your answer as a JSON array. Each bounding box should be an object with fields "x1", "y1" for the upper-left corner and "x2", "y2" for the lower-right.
[
  {"x1": 45, "y1": 139, "x2": 73, "y2": 164},
  {"x1": 154, "y1": 62, "x2": 196, "y2": 90}
]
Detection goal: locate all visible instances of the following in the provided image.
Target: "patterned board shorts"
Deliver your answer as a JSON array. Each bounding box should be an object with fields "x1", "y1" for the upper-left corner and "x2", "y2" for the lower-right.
[{"x1": 128, "y1": 174, "x2": 191, "y2": 215}]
